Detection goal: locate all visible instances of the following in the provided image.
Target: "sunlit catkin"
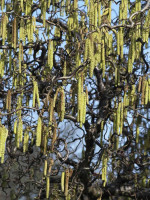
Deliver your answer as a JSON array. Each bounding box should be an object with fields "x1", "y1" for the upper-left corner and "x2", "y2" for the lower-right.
[
  {"x1": 145, "y1": 80, "x2": 149, "y2": 105},
  {"x1": 44, "y1": 159, "x2": 48, "y2": 177},
  {"x1": 36, "y1": 117, "x2": 42, "y2": 147},
  {"x1": 141, "y1": 76, "x2": 146, "y2": 105},
  {"x1": 89, "y1": 36, "x2": 94, "y2": 77},
  {"x1": 6, "y1": 90, "x2": 11, "y2": 111},
  {"x1": 84, "y1": 38, "x2": 89, "y2": 61},
  {"x1": 60, "y1": 87, "x2": 65, "y2": 121},
  {"x1": 142, "y1": 10, "x2": 150, "y2": 43},
  {"x1": 61, "y1": 171, "x2": 65, "y2": 192},
  {"x1": 32, "y1": 80, "x2": 36, "y2": 107},
  {"x1": 23, "y1": 131, "x2": 29, "y2": 153},
  {"x1": 116, "y1": 102, "x2": 121, "y2": 135},
  {"x1": 101, "y1": 38, "x2": 105, "y2": 77},
  {"x1": 117, "y1": 31, "x2": 120, "y2": 55},
  {"x1": 20, "y1": 18, "x2": 25, "y2": 43},
  {"x1": 14, "y1": 120, "x2": 17, "y2": 134},
  {"x1": 17, "y1": 117, "x2": 23, "y2": 147},
  {"x1": 0, "y1": 125, "x2": 8, "y2": 163},
  {"x1": 46, "y1": 176, "x2": 50, "y2": 199},
  {"x1": 19, "y1": 41, "x2": 23, "y2": 73},
  {"x1": 120, "y1": 102, "x2": 123, "y2": 134},
  {"x1": 48, "y1": 40, "x2": 53, "y2": 70},
  {"x1": 102, "y1": 153, "x2": 107, "y2": 187},
  {"x1": 2, "y1": 13, "x2": 8, "y2": 45},
  {"x1": 12, "y1": 17, "x2": 17, "y2": 48}
]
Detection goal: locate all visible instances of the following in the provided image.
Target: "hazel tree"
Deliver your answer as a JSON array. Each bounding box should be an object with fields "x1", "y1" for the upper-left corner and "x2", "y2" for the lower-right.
[{"x1": 0, "y1": 0, "x2": 150, "y2": 199}]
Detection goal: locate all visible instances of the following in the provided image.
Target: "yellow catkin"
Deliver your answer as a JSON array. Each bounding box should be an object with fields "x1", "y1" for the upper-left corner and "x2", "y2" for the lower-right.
[
  {"x1": 65, "y1": 169, "x2": 69, "y2": 196},
  {"x1": 17, "y1": 117, "x2": 23, "y2": 147},
  {"x1": 141, "y1": 76, "x2": 146, "y2": 105},
  {"x1": 117, "y1": 31, "x2": 120, "y2": 55},
  {"x1": 12, "y1": 17, "x2": 17, "y2": 48},
  {"x1": 32, "y1": 80, "x2": 36, "y2": 107},
  {"x1": 32, "y1": 16, "x2": 36, "y2": 32},
  {"x1": 77, "y1": 73, "x2": 84, "y2": 125},
  {"x1": 130, "y1": 85, "x2": 136, "y2": 105},
  {"x1": 54, "y1": 26, "x2": 60, "y2": 38},
  {"x1": 145, "y1": 80, "x2": 149, "y2": 105},
  {"x1": 60, "y1": 0, "x2": 65, "y2": 16},
  {"x1": 30, "y1": 18, "x2": 33, "y2": 43},
  {"x1": 98, "y1": 2, "x2": 101, "y2": 26},
  {"x1": 2, "y1": 13, "x2": 8, "y2": 45},
  {"x1": 35, "y1": 82, "x2": 40, "y2": 108},
  {"x1": 84, "y1": 38, "x2": 89, "y2": 61},
  {"x1": 27, "y1": 19, "x2": 31, "y2": 42},
  {"x1": 20, "y1": 0, "x2": 24, "y2": 12},
  {"x1": 148, "y1": 78, "x2": 150, "y2": 103},
  {"x1": 1, "y1": 0, "x2": 4, "y2": 10},
  {"x1": 94, "y1": 2, "x2": 97, "y2": 28},
  {"x1": 128, "y1": 47, "x2": 132, "y2": 73},
  {"x1": 116, "y1": 102, "x2": 121, "y2": 135},
  {"x1": 49, "y1": 98, "x2": 54, "y2": 125},
  {"x1": 20, "y1": 18, "x2": 25, "y2": 43},
  {"x1": 19, "y1": 41, "x2": 23, "y2": 73},
  {"x1": 115, "y1": 67, "x2": 118, "y2": 86},
  {"x1": 14, "y1": 120, "x2": 17, "y2": 134},
  {"x1": 119, "y1": 27, "x2": 124, "y2": 59},
  {"x1": 82, "y1": 92, "x2": 86, "y2": 124},
  {"x1": 46, "y1": 176, "x2": 50, "y2": 199},
  {"x1": 102, "y1": 153, "x2": 107, "y2": 187},
  {"x1": 48, "y1": 40, "x2": 53, "y2": 70},
  {"x1": 36, "y1": 117, "x2": 42, "y2": 147},
  {"x1": 120, "y1": 102, "x2": 123, "y2": 134},
  {"x1": 101, "y1": 38, "x2": 105, "y2": 77},
  {"x1": 61, "y1": 172, "x2": 65, "y2": 192},
  {"x1": 89, "y1": 36, "x2": 94, "y2": 77},
  {"x1": 6, "y1": 90, "x2": 11, "y2": 111},
  {"x1": 44, "y1": 159, "x2": 48, "y2": 177},
  {"x1": 142, "y1": 10, "x2": 150, "y2": 43},
  {"x1": 60, "y1": 87, "x2": 65, "y2": 121},
  {"x1": 41, "y1": 0, "x2": 46, "y2": 27},
  {"x1": 23, "y1": 131, "x2": 29, "y2": 153},
  {"x1": 0, "y1": 125, "x2": 8, "y2": 163}
]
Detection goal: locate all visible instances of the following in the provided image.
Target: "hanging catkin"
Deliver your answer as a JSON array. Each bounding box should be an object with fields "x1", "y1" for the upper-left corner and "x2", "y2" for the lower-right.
[
  {"x1": 0, "y1": 125, "x2": 8, "y2": 163},
  {"x1": 61, "y1": 171, "x2": 65, "y2": 192},
  {"x1": 6, "y1": 90, "x2": 11, "y2": 111},
  {"x1": 48, "y1": 40, "x2": 53, "y2": 70},
  {"x1": 60, "y1": 87, "x2": 65, "y2": 121},
  {"x1": 36, "y1": 117, "x2": 42, "y2": 147},
  {"x1": 12, "y1": 17, "x2": 17, "y2": 48}
]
